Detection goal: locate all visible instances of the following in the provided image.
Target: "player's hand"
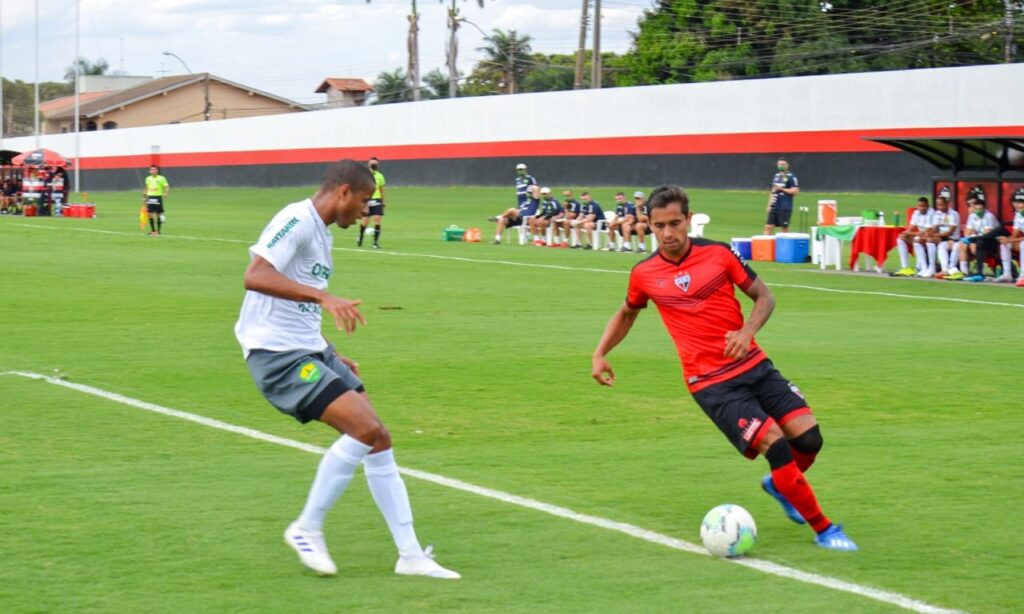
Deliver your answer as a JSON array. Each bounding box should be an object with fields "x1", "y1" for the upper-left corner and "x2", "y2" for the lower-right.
[
  {"x1": 723, "y1": 329, "x2": 753, "y2": 360},
  {"x1": 592, "y1": 355, "x2": 616, "y2": 387},
  {"x1": 336, "y1": 353, "x2": 361, "y2": 376},
  {"x1": 998, "y1": 236, "x2": 1009, "y2": 245},
  {"x1": 322, "y1": 296, "x2": 366, "y2": 335}
]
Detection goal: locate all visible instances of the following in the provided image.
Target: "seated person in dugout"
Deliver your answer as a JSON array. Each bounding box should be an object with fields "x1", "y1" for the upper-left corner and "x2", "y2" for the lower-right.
[
  {"x1": 529, "y1": 187, "x2": 562, "y2": 245},
  {"x1": 576, "y1": 192, "x2": 604, "y2": 250},
  {"x1": 996, "y1": 192, "x2": 1024, "y2": 286},
  {"x1": 892, "y1": 197, "x2": 933, "y2": 277},
  {"x1": 1, "y1": 178, "x2": 20, "y2": 214},
  {"x1": 622, "y1": 190, "x2": 649, "y2": 253},
  {"x1": 556, "y1": 189, "x2": 582, "y2": 247},
  {"x1": 956, "y1": 196, "x2": 1008, "y2": 282},
  {"x1": 927, "y1": 196, "x2": 962, "y2": 279},
  {"x1": 605, "y1": 192, "x2": 634, "y2": 251}
]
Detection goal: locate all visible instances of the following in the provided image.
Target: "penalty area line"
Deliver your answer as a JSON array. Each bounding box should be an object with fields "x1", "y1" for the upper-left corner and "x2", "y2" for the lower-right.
[{"x1": 2, "y1": 370, "x2": 963, "y2": 614}]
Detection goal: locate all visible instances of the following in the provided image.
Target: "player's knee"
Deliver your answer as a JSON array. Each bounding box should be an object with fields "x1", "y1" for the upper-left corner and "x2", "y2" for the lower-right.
[
  {"x1": 353, "y1": 418, "x2": 387, "y2": 446},
  {"x1": 789, "y1": 425, "x2": 823, "y2": 455}
]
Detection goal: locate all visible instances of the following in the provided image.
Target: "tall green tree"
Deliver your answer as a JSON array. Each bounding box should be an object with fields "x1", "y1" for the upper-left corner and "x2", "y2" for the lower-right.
[{"x1": 477, "y1": 29, "x2": 533, "y2": 93}]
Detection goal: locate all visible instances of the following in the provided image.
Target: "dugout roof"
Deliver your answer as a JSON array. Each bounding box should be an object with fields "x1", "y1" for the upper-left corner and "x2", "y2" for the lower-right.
[{"x1": 864, "y1": 136, "x2": 1024, "y2": 175}]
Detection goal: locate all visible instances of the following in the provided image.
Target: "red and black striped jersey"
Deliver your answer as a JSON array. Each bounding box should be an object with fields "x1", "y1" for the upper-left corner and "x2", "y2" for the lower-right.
[{"x1": 626, "y1": 239, "x2": 765, "y2": 392}]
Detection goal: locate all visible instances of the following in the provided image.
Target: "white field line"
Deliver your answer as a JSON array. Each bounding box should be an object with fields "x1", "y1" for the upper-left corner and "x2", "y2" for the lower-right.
[
  {"x1": 3, "y1": 370, "x2": 964, "y2": 614},
  {"x1": 7, "y1": 222, "x2": 1023, "y2": 310}
]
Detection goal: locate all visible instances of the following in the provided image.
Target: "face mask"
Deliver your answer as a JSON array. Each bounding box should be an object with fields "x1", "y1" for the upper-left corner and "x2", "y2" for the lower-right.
[
  {"x1": 369, "y1": 164, "x2": 378, "y2": 170},
  {"x1": 974, "y1": 210, "x2": 985, "y2": 218},
  {"x1": 777, "y1": 165, "x2": 785, "y2": 172}
]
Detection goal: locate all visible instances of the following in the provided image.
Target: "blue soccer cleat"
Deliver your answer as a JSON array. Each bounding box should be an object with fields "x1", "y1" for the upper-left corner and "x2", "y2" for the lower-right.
[
  {"x1": 815, "y1": 523, "x2": 859, "y2": 551},
  {"x1": 965, "y1": 274, "x2": 986, "y2": 282},
  {"x1": 761, "y1": 475, "x2": 806, "y2": 524}
]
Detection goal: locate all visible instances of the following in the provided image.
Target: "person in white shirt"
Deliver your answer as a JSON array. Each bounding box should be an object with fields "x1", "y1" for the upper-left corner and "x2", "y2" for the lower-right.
[
  {"x1": 926, "y1": 197, "x2": 962, "y2": 279},
  {"x1": 996, "y1": 192, "x2": 1024, "y2": 286},
  {"x1": 893, "y1": 197, "x2": 933, "y2": 277},
  {"x1": 235, "y1": 159, "x2": 459, "y2": 580},
  {"x1": 958, "y1": 196, "x2": 1008, "y2": 282}
]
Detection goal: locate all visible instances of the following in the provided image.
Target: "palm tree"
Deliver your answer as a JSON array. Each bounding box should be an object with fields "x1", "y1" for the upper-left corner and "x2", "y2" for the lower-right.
[
  {"x1": 372, "y1": 68, "x2": 411, "y2": 105},
  {"x1": 444, "y1": 0, "x2": 486, "y2": 98},
  {"x1": 478, "y1": 29, "x2": 533, "y2": 94},
  {"x1": 367, "y1": 1, "x2": 421, "y2": 101}
]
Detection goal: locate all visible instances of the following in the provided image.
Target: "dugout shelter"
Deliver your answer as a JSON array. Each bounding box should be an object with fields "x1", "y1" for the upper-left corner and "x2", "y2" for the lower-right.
[{"x1": 865, "y1": 137, "x2": 1024, "y2": 223}]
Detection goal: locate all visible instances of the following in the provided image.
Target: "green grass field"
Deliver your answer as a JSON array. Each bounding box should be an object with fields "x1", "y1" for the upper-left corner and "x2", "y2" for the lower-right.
[{"x1": 2, "y1": 184, "x2": 1022, "y2": 613}]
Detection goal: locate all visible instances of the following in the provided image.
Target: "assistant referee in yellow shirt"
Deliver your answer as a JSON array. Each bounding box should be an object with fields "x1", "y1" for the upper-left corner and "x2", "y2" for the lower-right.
[{"x1": 143, "y1": 165, "x2": 170, "y2": 235}]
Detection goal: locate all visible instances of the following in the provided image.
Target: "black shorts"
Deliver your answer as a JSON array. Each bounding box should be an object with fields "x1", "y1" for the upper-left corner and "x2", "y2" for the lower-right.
[
  {"x1": 691, "y1": 359, "x2": 811, "y2": 459},
  {"x1": 146, "y1": 196, "x2": 164, "y2": 214},
  {"x1": 766, "y1": 208, "x2": 792, "y2": 227},
  {"x1": 366, "y1": 200, "x2": 384, "y2": 217}
]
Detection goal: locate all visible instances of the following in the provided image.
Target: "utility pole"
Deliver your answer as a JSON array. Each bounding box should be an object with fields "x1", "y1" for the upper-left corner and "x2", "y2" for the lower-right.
[
  {"x1": 34, "y1": 0, "x2": 40, "y2": 147},
  {"x1": 1005, "y1": 0, "x2": 1016, "y2": 63},
  {"x1": 590, "y1": 0, "x2": 602, "y2": 89},
  {"x1": 74, "y1": 0, "x2": 80, "y2": 194},
  {"x1": 203, "y1": 73, "x2": 211, "y2": 120},
  {"x1": 574, "y1": 0, "x2": 589, "y2": 89}
]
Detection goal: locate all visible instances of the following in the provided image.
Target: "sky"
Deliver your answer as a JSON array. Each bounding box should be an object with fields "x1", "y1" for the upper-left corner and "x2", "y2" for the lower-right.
[{"x1": 0, "y1": 0, "x2": 651, "y2": 105}]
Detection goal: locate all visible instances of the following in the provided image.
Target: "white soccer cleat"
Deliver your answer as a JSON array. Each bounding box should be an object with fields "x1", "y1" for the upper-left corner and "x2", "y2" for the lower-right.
[
  {"x1": 284, "y1": 523, "x2": 337, "y2": 576},
  {"x1": 395, "y1": 545, "x2": 461, "y2": 580}
]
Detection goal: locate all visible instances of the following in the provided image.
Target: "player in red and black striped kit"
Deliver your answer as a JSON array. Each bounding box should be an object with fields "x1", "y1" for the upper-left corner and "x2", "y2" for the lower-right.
[{"x1": 592, "y1": 184, "x2": 857, "y2": 551}]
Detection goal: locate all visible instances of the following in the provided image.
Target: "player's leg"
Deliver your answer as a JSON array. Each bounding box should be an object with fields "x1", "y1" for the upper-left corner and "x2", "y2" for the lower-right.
[
  {"x1": 357, "y1": 211, "x2": 369, "y2": 246},
  {"x1": 372, "y1": 213, "x2": 382, "y2": 248},
  {"x1": 155, "y1": 203, "x2": 164, "y2": 233},
  {"x1": 620, "y1": 222, "x2": 633, "y2": 252},
  {"x1": 895, "y1": 233, "x2": 914, "y2": 274},
  {"x1": 912, "y1": 236, "x2": 929, "y2": 276},
  {"x1": 764, "y1": 209, "x2": 776, "y2": 235},
  {"x1": 997, "y1": 242, "x2": 1013, "y2": 281}
]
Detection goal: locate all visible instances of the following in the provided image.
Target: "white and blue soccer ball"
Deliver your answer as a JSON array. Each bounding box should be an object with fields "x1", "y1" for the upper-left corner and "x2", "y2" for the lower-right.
[{"x1": 700, "y1": 504, "x2": 757, "y2": 558}]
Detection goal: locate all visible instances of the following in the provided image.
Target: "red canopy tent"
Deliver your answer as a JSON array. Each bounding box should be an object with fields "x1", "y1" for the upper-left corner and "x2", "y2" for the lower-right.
[{"x1": 12, "y1": 148, "x2": 72, "y2": 168}]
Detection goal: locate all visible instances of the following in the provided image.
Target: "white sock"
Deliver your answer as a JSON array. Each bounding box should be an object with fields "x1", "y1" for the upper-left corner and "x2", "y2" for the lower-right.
[
  {"x1": 950, "y1": 243, "x2": 961, "y2": 271},
  {"x1": 1019, "y1": 249, "x2": 1024, "y2": 277},
  {"x1": 926, "y1": 242, "x2": 937, "y2": 274},
  {"x1": 1000, "y1": 244, "x2": 1012, "y2": 275},
  {"x1": 364, "y1": 449, "x2": 424, "y2": 559},
  {"x1": 938, "y1": 243, "x2": 950, "y2": 272},
  {"x1": 913, "y1": 242, "x2": 927, "y2": 272},
  {"x1": 897, "y1": 240, "x2": 910, "y2": 269},
  {"x1": 295, "y1": 435, "x2": 372, "y2": 531},
  {"x1": 494, "y1": 234, "x2": 501, "y2": 242}
]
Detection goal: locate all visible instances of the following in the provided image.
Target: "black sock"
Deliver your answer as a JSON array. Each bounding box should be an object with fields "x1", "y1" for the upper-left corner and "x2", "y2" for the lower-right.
[
  {"x1": 374, "y1": 225, "x2": 381, "y2": 244},
  {"x1": 358, "y1": 224, "x2": 366, "y2": 244},
  {"x1": 157, "y1": 216, "x2": 162, "y2": 231},
  {"x1": 149, "y1": 217, "x2": 156, "y2": 232}
]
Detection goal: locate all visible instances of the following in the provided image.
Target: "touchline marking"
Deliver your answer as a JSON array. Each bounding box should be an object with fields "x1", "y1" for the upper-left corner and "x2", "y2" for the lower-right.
[
  {"x1": 7, "y1": 222, "x2": 1022, "y2": 310},
  {"x1": 3, "y1": 370, "x2": 963, "y2": 614}
]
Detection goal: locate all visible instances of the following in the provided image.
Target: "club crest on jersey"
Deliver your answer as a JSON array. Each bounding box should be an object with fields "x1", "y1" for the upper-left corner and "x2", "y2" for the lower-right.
[{"x1": 674, "y1": 272, "x2": 692, "y2": 293}]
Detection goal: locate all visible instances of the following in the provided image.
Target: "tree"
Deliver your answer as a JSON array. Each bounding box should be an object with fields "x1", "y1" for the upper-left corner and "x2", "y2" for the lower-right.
[
  {"x1": 372, "y1": 68, "x2": 412, "y2": 104},
  {"x1": 520, "y1": 53, "x2": 576, "y2": 93},
  {"x1": 367, "y1": 1, "x2": 422, "y2": 101},
  {"x1": 478, "y1": 29, "x2": 533, "y2": 94},
  {"x1": 423, "y1": 68, "x2": 458, "y2": 98},
  {"x1": 64, "y1": 57, "x2": 110, "y2": 86},
  {"x1": 444, "y1": 0, "x2": 486, "y2": 98}
]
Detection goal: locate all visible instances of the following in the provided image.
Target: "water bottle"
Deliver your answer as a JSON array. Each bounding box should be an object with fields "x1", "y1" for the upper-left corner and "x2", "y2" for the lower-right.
[{"x1": 878, "y1": 210, "x2": 885, "y2": 226}]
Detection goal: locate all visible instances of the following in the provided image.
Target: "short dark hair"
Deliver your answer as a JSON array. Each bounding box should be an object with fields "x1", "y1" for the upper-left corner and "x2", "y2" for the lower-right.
[
  {"x1": 917, "y1": 197, "x2": 930, "y2": 205},
  {"x1": 967, "y1": 196, "x2": 982, "y2": 205},
  {"x1": 580, "y1": 191, "x2": 590, "y2": 197},
  {"x1": 647, "y1": 184, "x2": 690, "y2": 216},
  {"x1": 936, "y1": 196, "x2": 948, "y2": 205},
  {"x1": 615, "y1": 192, "x2": 625, "y2": 197},
  {"x1": 322, "y1": 159, "x2": 375, "y2": 193},
  {"x1": 150, "y1": 165, "x2": 159, "y2": 171}
]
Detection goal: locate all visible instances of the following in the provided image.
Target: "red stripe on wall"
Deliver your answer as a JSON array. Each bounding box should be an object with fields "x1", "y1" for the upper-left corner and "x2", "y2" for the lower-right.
[{"x1": 79, "y1": 125, "x2": 1024, "y2": 170}]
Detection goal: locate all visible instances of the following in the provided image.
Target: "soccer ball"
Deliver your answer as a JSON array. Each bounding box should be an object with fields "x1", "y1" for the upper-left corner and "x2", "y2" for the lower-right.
[{"x1": 700, "y1": 504, "x2": 757, "y2": 558}]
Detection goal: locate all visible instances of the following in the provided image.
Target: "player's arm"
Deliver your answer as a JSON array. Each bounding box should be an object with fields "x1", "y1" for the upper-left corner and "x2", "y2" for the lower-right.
[
  {"x1": 244, "y1": 255, "x2": 366, "y2": 334},
  {"x1": 724, "y1": 278, "x2": 775, "y2": 360},
  {"x1": 592, "y1": 303, "x2": 642, "y2": 386}
]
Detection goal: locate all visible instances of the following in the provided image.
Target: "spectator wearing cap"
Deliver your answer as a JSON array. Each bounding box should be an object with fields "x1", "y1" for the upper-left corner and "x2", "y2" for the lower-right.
[
  {"x1": 622, "y1": 190, "x2": 650, "y2": 253},
  {"x1": 956, "y1": 195, "x2": 1008, "y2": 282},
  {"x1": 529, "y1": 187, "x2": 562, "y2": 246},
  {"x1": 489, "y1": 162, "x2": 540, "y2": 244},
  {"x1": 996, "y1": 190, "x2": 1024, "y2": 286}
]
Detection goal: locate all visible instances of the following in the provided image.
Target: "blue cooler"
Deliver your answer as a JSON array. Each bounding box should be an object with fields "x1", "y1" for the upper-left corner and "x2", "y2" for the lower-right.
[
  {"x1": 775, "y1": 233, "x2": 810, "y2": 263},
  {"x1": 731, "y1": 237, "x2": 752, "y2": 260}
]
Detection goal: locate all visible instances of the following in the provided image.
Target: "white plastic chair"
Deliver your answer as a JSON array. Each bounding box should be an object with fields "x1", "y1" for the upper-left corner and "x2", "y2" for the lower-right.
[
  {"x1": 593, "y1": 211, "x2": 617, "y2": 249},
  {"x1": 502, "y1": 215, "x2": 534, "y2": 245},
  {"x1": 689, "y1": 213, "x2": 711, "y2": 237}
]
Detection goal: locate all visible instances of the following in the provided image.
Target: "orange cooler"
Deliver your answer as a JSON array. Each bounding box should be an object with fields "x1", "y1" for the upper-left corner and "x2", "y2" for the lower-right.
[
  {"x1": 817, "y1": 200, "x2": 837, "y2": 226},
  {"x1": 751, "y1": 235, "x2": 776, "y2": 261},
  {"x1": 24, "y1": 204, "x2": 37, "y2": 217}
]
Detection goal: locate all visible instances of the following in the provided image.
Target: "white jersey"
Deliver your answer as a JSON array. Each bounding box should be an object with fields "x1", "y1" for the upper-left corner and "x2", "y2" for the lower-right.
[
  {"x1": 965, "y1": 210, "x2": 1000, "y2": 237},
  {"x1": 930, "y1": 209, "x2": 961, "y2": 240},
  {"x1": 235, "y1": 199, "x2": 333, "y2": 357},
  {"x1": 910, "y1": 208, "x2": 934, "y2": 230},
  {"x1": 1014, "y1": 211, "x2": 1024, "y2": 233}
]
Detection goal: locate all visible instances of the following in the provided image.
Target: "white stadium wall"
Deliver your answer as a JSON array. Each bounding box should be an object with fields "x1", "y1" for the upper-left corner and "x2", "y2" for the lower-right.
[{"x1": 5, "y1": 64, "x2": 1023, "y2": 193}]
